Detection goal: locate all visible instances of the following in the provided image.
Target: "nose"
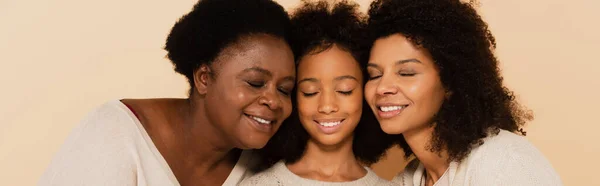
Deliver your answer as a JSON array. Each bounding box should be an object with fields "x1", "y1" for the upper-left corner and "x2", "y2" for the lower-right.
[
  {"x1": 376, "y1": 75, "x2": 398, "y2": 96},
  {"x1": 258, "y1": 86, "x2": 281, "y2": 110},
  {"x1": 317, "y1": 90, "x2": 339, "y2": 114}
]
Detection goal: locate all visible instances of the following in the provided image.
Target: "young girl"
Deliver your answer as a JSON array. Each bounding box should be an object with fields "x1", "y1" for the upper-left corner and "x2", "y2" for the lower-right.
[{"x1": 241, "y1": 1, "x2": 394, "y2": 185}]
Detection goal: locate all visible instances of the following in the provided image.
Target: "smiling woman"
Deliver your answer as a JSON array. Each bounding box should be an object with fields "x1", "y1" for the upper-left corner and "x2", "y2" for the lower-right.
[
  {"x1": 365, "y1": 0, "x2": 562, "y2": 185},
  {"x1": 38, "y1": 0, "x2": 295, "y2": 185}
]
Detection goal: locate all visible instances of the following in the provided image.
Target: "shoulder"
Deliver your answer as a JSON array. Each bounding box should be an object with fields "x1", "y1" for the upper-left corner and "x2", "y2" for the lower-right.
[
  {"x1": 470, "y1": 129, "x2": 551, "y2": 165},
  {"x1": 39, "y1": 100, "x2": 142, "y2": 185},
  {"x1": 224, "y1": 150, "x2": 260, "y2": 186},
  {"x1": 391, "y1": 159, "x2": 420, "y2": 186},
  {"x1": 363, "y1": 167, "x2": 394, "y2": 186},
  {"x1": 64, "y1": 100, "x2": 140, "y2": 147},
  {"x1": 465, "y1": 129, "x2": 563, "y2": 185},
  {"x1": 239, "y1": 161, "x2": 287, "y2": 186}
]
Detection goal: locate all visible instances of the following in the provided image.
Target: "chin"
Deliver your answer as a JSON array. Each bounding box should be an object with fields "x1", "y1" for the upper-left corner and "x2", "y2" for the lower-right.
[
  {"x1": 380, "y1": 122, "x2": 404, "y2": 135},
  {"x1": 313, "y1": 135, "x2": 347, "y2": 146},
  {"x1": 237, "y1": 136, "x2": 270, "y2": 149}
]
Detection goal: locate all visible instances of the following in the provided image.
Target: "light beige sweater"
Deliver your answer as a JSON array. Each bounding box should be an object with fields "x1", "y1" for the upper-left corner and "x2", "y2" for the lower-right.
[
  {"x1": 240, "y1": 161, "x2": 393, "y2": 186},
  {"x1": 392, "y1": 130, "x2": 563, "y2": 186},
  {"x1": 39, "y1": 100, "x2": 256, "y2": 186}
]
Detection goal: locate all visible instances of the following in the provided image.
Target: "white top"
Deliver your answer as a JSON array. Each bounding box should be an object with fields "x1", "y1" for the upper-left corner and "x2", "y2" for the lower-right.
[
  {"x1": 414, "y1": 164, "x2": 451, "y2": 186},
  {"x1": 392, "y1": 129, "x2": 563, "y2": 186},
  {"x1": 240, "y1": 161, "x2": 393, "y2": 186},
  {"x1": 39, "y1": 100, "x2": 256, "y2": 186}
]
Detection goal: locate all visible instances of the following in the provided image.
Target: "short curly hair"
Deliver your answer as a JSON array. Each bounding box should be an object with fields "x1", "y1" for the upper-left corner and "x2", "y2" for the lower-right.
[
  {"x1": 164, "y1": 0, "x2": 292, "y2": 93},
  {"x1": 254, "y1": 0, "x2": 395, "y2": 172},
  {"x1": 367, "y1": 0, "x2": 532, "y2": 162}
]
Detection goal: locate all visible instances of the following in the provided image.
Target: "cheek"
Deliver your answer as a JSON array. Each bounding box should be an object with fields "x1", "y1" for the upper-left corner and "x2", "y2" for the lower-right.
[
  {"x1": 427, "y1": 80, "x2": 446, "y2": 111},
  {"x1": 344, "y1": 92, "x2": 363, "y2": 115},
  {"x1": 364, "y1": 83, "x2": 376, "y2": 105},
  {"x1": 297, "y1": 97, "x2": 316, "y2": 119},
  {"x1": 281, "y1": 96, "x2": 293, "y2": 118},
  {"x1": 233, "y1": 86, "x2": 259, "y2": 107},
  {"x1": 405, "y1": 77, "x2": 445, "y2": 114}
]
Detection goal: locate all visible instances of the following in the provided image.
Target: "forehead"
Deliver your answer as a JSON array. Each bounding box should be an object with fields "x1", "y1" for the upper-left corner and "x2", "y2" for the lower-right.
[
  {"x1": 297, "y1": 45, "x2": 362, "y2": 78},
  {"x1": 213, "y1": 34, "x2": 295, "y2": 76},
  {"x1": 369, "y1": 34, "x2": 430, "y2": 66}
]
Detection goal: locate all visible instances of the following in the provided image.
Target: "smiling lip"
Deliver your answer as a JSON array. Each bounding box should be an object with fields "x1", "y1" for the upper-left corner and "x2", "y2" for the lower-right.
[
  {"x1": 244, "y1": 113, "x2": 275, "y2": 133},
  {"x1": 314, "y1": 119, "x2": 345, "y2": 134},
  {"x1": 376, "y1": 104, "x2": 408, "y2": 119}
]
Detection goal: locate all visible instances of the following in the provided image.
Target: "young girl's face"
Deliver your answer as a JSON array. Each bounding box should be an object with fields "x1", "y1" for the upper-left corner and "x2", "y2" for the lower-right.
[{"x1": 296, "y1": 45, "x2": 364, "y2": 146}]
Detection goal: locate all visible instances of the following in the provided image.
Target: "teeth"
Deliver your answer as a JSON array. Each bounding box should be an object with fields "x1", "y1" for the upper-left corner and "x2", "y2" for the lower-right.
[
  {"x1": 250, "y1": 116, "x2": 271, "y2": 124},
  {"x1": 318, "y1": 121, "x2": 342, "y2": 127},
  {"x1": 380, "y1": 106, "x2": 403, "y2": 112}
]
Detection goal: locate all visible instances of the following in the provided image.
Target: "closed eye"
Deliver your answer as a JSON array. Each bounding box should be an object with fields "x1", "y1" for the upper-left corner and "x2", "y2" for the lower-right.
[
  {"x1": 247, "y1": 81, "x2": 265, "y2": 88},
  {"x1": 399, "y1": 72, "x2": 416, "y2": 77},
  {"x1": 368, "y1": 75, "x2": 382, "y2": 80},
  {"x1": 337, "y1": 90, "x2": 353, "y2": 95},
  {"x1": 302, "y1": 92, "x2": 318, "y2": 97},
  {"x1": 278, "y1": 87, "x2": 291, "y2": 96}
]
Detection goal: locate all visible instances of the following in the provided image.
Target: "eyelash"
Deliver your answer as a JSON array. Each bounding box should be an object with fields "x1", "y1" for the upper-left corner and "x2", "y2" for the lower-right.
[
  {"x1": 302, "y1": 92, "x2": 318, "y2": 97},
  {"x1": 301, "y1": 90, "x2": 352, "y2": 97},
  {"x1": 368, "y1": 75, "x2": 381, "y2": 80},
  {"x1": 247, "y1": 81, "x2": 291, "y2": 96},
  {"x1": 337, "y1": 90, "x2": 353, "y2": 95},
  {"x1": 278, "y1": 87, "x2": 291, "y2": 96},
  {"x1": 247, "y1": 81, "x2": 264, "y2": 88},
  {"x1": 398, "y1": 72, "x2": 416, "y2": 76},
  {"x1": 367, "y1": 71, "x2": 416, "y2": 80}
]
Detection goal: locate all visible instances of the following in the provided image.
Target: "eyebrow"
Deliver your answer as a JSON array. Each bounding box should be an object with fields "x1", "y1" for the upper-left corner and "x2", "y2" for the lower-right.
[
  {"x1": 367, "y1": 58, "x2": 422, "y2": 68},
  {"x1": 242, "y1": 67, "x2": 296, "y2": 83},
  {"x1": 298, "y1": 78, "x2": 318, "y2": 84},
  {"x1": 297, "y1": 75, "x2": 358, "y2": 85},
  {"x1": 396, "y1": 59, "x2": 422, "y2": 65},
  {"x1": 282, "y1": 76, "x2": 296, "y2": 82},
  {"x1": 334, "y1": 75, "x2": 358, "y2": 82},
  {"x1": 242, "y1": 67, "x2": 272, "y2": 77}
]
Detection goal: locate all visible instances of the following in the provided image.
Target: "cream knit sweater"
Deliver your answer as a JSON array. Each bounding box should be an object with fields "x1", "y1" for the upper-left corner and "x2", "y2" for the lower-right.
[
  {"x1": 39, "y1": 100, "x2": 256, "y2": 186},
  {"x1": 240, "y1": 161, "x2": 393, "y2": 186},
  {"x1": 392, "y1": 129, "x2": 563, "y2": 186}
]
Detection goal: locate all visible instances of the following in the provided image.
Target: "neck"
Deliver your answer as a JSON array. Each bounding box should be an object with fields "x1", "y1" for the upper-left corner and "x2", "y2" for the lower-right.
[
  {"x1": 174, "y1": 97, "x2": 236, "y2": 169},
  {"x1": 404, "y1": 124, "x2": 449, "y2": 183},
  {"x1": 288, "y1": 134, "x2": 363, "y2": 177}
]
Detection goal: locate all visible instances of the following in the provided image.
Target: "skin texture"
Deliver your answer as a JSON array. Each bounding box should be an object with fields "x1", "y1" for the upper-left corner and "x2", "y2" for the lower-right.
[
  {"x1": 252, "y1": 0, "x2": 395, "y2": 183},
  {"x1": 365, "y1": 34, "x2": 446, "y2": 138},
  {"x1": 287, "y1": 45, "x2": 366, "y2": 182},
  {"x1": 365, "y1": 33, "x2": 448, "y2": 185},
  {"x1": 366, "y1": 0, "x2": 532, "y2": 185},
  {"x1": 122, "y1": 34, "x2": 295, "y2": 185}
]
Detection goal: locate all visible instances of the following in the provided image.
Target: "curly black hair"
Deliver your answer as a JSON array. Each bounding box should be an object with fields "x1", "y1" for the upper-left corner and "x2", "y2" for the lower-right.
[
  {"x1": 367, "y1": 0, "x2": 532, "y2": 162},
  {"x1": 164, "y1": 0, "x2": 291, "y2": 94},
  {"x1": 254, "y1": 0, "x2": 395, "y2": 172}
]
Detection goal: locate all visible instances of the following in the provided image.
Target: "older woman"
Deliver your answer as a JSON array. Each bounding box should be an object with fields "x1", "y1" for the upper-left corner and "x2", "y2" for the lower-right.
[{"x1": 39, "y1": 0, "x2": 295, "y2": 185}]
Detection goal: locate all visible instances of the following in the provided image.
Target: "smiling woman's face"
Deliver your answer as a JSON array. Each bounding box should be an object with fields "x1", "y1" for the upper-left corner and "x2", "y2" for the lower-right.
[
  {"x1": 296, "y1": 45, "x2": 364, "y2": 146},
  {"x1": 365, "y1": 33, "x2": 446, "y2": 135},
  {"x1": 200, "y1": 34, "x2": 296, "y2": 149}
]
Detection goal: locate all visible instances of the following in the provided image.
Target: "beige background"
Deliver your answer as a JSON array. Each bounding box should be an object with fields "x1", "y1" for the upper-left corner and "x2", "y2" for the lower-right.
[{"x1": 0, "y1": 0, "x2": 597, "y2": 185}]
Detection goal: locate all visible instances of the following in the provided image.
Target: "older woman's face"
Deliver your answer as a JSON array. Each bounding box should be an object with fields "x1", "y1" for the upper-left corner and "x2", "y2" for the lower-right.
[
  {"x1": 365, "y1": 34, "x2": 446, "y2": 135},
  {"x1": 200, "y1": 34, "x2": 295, "y2": 149}
]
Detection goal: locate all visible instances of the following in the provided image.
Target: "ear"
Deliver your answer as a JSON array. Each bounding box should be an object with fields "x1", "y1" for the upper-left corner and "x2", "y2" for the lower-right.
[
  {"x1": 193, "y1": 65, "x2": 212, "y2": 95},
  {"x1": 445, "y1": 90, "x2": 453, "y2": 100}
]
